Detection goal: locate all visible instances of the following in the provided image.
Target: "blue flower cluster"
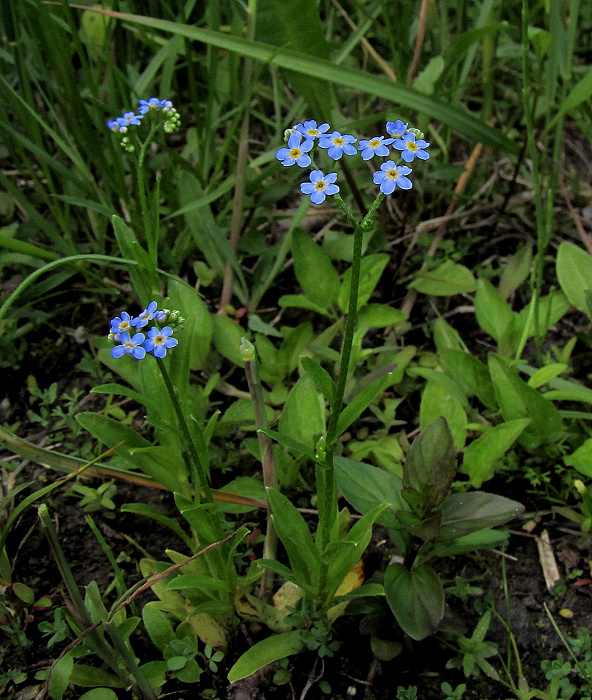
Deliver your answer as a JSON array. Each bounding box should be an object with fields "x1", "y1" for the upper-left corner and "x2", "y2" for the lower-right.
[
  {"x1": 108, "y1": 301, "x2": 182, "y2": 360},
  {"x1": 275, "y1": 119, "x2": 430, "y2": 201},
  {"x1": 106, "y1": 99, "x2": 181, "y2": 149}
]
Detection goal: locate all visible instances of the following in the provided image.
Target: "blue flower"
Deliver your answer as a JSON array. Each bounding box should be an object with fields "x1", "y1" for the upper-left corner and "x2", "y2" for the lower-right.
[
  {"x1": 300, "y1": 170, "x2": 339, "y2": 205},
  {"x1": 110, "y1": 311, "x2": 134, "y2": 335},
  {"x1": 275, "y1": 132, "x2": 313, "y2": 167},
  {"x1": 144, "y1": 326, "x2": 178, "y2": 358},
  {"x1": 386, "y1": 120, "x2": 408, "y2": 138},
  {"x1": 318, "y1": 131, "x2": 357, "y2": 159},
  {"x1": 373, "y1": 161, "x2": 413, "y2": 195},
  {"x1": 296, "y1": 120, "x2": 330, "y2": 140},
  {"x1": 107, "y1": 119, "x2": 121, "y2": 132},
  {"x1": 393, "y1": 132, "x2": 430, "y2": 162},
  {"x1": 116, "y1": 112, "x2": 143, "y2": 129},
  {"x1": 111, "y1": 332, "x2": 147, "y2": 360},
  {"x1": 358, "y1": 136, "x2": 394, "y2": 161},
  {"x1": 132, "y1": 301, "x2": 158, "y2": 328},
  {"x1": 138, "y1": 98, "x2": 162, "y2": 114}
]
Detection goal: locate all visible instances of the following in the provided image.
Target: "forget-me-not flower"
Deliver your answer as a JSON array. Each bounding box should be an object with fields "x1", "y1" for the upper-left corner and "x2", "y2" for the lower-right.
[
  {"x1": 386, "y1": 120, "x2": 408, "y2": 138},
  {"x1": 111, "y1": 332, "x2": 147, "y2": 360},
  {"x1": 358, "y1": 136, "x2": 394, "y2": 161},
  {"x1": 296, "y1": 120, "x2": 330, "y2": 140},
  {"x1": 138, "y1": 98, "x2": 162, "y2": 114},
  {"x1": 373, "y1": 161, "x2": 413, "y2": 195},
  {"x1": 144, "y1": 326, "x2": 178, "y2": 358},
  {"x1": 110, "y1": 311, "x2": 134, "y2": 336},
  {"x1": 117, "y1": 112, "x2": 143, "y2": 128},
  {"x1": 393, "y1": 132, "x2": 430, "y2": 162},
  {"x1": 318, "y1": 131, "x2": 357, "y2": 160},
  {"x1": 275, "y1": 132, "x2": 313, "y2": 167},
  {"x1": 300, "y1": 170, "x2": 339, "y2": 205},
  {"x1": 132, "y1": 301, "x2": 158, "y2": 328}
]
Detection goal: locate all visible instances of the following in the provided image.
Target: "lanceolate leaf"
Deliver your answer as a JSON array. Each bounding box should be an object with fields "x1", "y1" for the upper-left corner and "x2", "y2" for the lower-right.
[{"x1": 227, "y1": 631, "x2": 302, "y2": 683}]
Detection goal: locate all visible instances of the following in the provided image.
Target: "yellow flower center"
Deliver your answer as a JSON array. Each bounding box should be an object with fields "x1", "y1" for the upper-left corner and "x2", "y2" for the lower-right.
[
  {"x1": 387, "y1": 169, "x2": 399, "y2": 179},
  {"x1": 307, "y1": 129, "x2": 319, "y2": 136},
  {"x1": 153, "y1": 335, "x2": 165, "y2": 345},
  {"x1": 370, "y1": 139, "x2": 381, "y2": 148},
  {"x1": 289, "y1": 148, "x2": 302, "y2": 158},
  {"x1": 333, "y1": 137, "x2": 344, "y2": 146},
  {"x1": 407, "y1": 141, "x2": 418, "y2": 151},
  {"x1": 314, "y1": 181, "x2": 327, "y2": 191},
  {"x1": 124, "y1": 341, "x2": 135, "y2": 348},
  {"x1": 120, "y1": 321, "x2": 130, "y2": 330}
]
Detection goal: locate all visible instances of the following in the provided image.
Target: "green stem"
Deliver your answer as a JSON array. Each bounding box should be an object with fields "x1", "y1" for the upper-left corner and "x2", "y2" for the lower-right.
[
  {"x1": 316, "y1": 192, "x2": 384, "y2": 556},
  {"x1": 155, "y1": 357, "x2": 214, "y2": 503},
  {"x1": 135, "y1": 126, "x2": 159, "y2": 267}
]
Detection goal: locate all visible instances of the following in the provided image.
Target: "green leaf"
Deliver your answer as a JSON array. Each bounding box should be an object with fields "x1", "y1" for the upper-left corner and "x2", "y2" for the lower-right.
[
  {"x1": 516, "y1": 291, "x2": 570, "y2": 338},
  {"x1": 68, "y1": 666, "x2": 126, "y2": 689},
  {"x1": 404, "y1": 417, "x2": 456, "y2": 512},
  {"x1": 278, "y1": 377, "x2": 325, "y2": 451},
  {"x1": 227, "y1": 631, "x2": 302, "y2": 683},
  {"x1": 437, "y1": 492, "x2": 524, "y2": 540},
  {"x1": 357, "y1": 304, "x2": 407, "y2": 328},
  {"x1": 336, "y1": 372, "x2": 392, "y2": 437},
  {"x1": 499, "y1": 243, "x2": 533, "y2": 300},
  {"x1": 488, "y1": 355, "x2": 562, "y2": 449},
  {"x1": 527, "y1": 363, "x2": 567, "y2": 389},
  {"x1": 75, "y1": 412, "x2": 151, "y2": 451},
  {"x1": 427, "y1": 529, "x2": 509, "y2": 559},
  {"x1": 419, "y1": 381, "x2": 467, "y2": 450},
  {"x1": 548, "y1": 66, "x2": 592, "y2": 129},
  {"x1": 556, "y1": 242, "x2": 592, "y2": 316},
  {"x1": 338, "y1": 254, "x2": 389, "y2": 313},
  {"x1": 300, "y1": 356, "x2": 334, "y2": 407},
  {"x1": 439, "y1": 349, "x2": 496, "y2": 409},
  {"x1": 278, "y1": 294, "x2": 332, "y2": 317},
  {"x1": 111, "y1": 216, "x2": 158, "y2": 305},
  {"x1": 325, "y1": 504, "x2": 387, "y2": 602},
  {"x1": 334, "y1": 456, "x2": 406, "y2": 531},
  {"x1": 461, "y1": 418, "x2": 531, "y2": 487},
  {"x1": 91, "y1": 383, "x2": 159, "y2": 413},
  {"x1": 564, "y1": 438, "x2": 592, "y2": 478},
  {"x1": 268, "y1": 488, "x2": 321, "y2": 591},
  {"x1": 143, "y1": 604, "x2": 176, "y2": 652},
  {"x1": 48, "y1": 652, "x2": 74, "y2": 700},
  {"x1": 259, "y1": 428, "x2": 316, "y2": 461},
  {"x1": 474, "y1": 278, "x2": 513, "y2": 342},
  {"x1": 408, "y1": 261, "x2": 476, "y2": 296},
  {"x1": 212, "y1": 314, "x2": 245, "y2": 367},
  {"x1": 292, "y1": 229, "x2": 340, "y2": 309},
  {"x1": 78, "y1": 690, "x2": 119, "y2": 700},
  {"x1": 384, "y1": 563, "x2": 444, "y2": 640}
]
